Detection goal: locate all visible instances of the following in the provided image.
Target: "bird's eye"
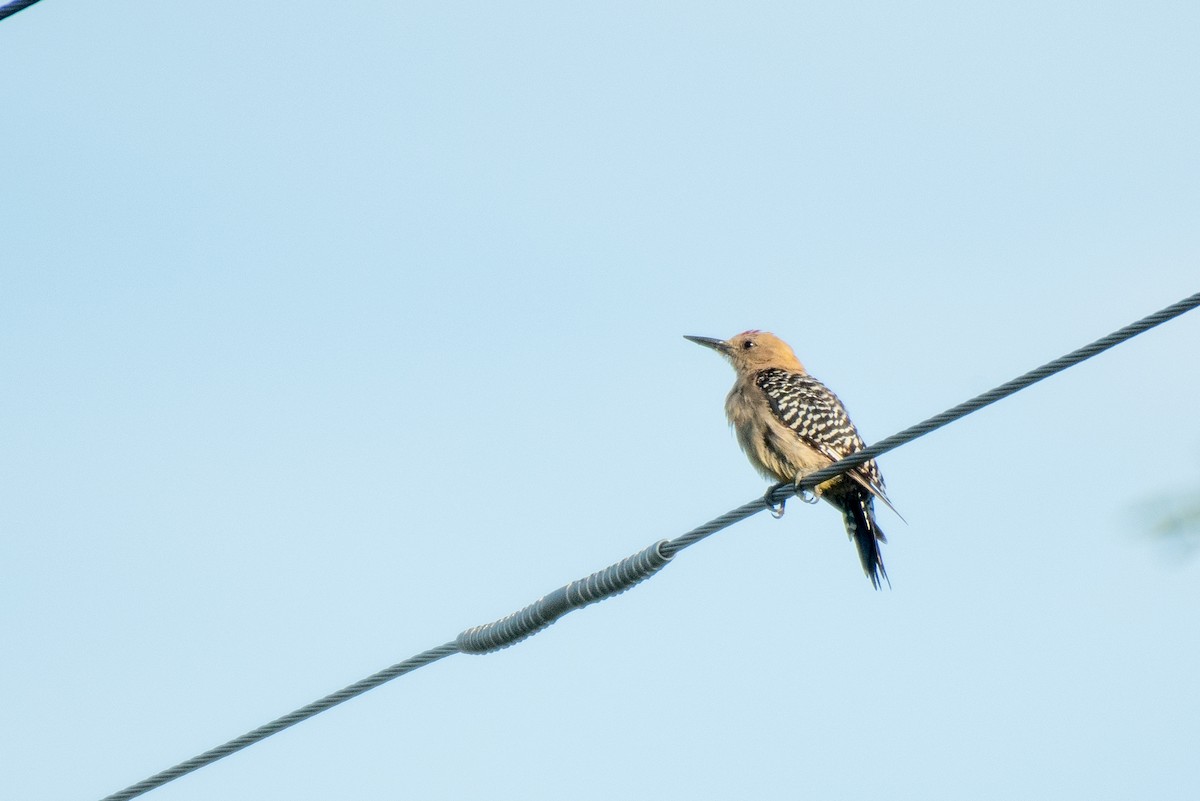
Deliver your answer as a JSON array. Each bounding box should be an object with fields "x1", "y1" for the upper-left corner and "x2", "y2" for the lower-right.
[{"x1": 742, "y1": 340, "x2": 756, "y2": 350}]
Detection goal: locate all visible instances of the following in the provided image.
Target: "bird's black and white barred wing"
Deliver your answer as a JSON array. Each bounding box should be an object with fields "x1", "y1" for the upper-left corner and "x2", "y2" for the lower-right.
[{"x1": 755, "y1": 368, "x2": 893, "y2": 505}]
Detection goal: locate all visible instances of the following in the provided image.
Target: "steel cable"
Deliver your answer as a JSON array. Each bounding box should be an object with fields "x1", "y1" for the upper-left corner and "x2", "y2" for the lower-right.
[
  {"x1": 99, "y1": 644, "x2": 460, "y2": 801},
  {"x1": 98, "y1": 290, "x2": 1200, "y2": 800},
  {"x1": 0, "y1": 0, "x2": 45, "y2": 23},
  {"x1": 666, "y1": 289, "x2": 1200, "y2": 555}
]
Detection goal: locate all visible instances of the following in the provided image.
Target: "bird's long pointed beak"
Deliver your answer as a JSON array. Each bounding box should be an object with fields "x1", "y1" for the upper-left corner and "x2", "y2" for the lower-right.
[{"x1": 684, "y1": 335, "x2": 731, "y2": 355}]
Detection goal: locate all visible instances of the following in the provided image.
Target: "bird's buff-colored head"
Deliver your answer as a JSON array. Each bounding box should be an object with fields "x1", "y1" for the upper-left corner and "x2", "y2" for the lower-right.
[{"x1": 684, "y1": 330, "x2": 806, "y2": 373}]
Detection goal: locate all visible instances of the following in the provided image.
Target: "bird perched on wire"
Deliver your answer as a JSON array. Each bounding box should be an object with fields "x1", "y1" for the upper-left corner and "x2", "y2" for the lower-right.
[{"x1": 685, "y1": 330, "x2": 898, "y2": 588}]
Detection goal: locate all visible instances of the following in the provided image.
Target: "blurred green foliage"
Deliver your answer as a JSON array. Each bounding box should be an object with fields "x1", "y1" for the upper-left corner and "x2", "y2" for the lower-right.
[{"x1": 1143, "y1": 492, "x2": 1200, "y2": 559}]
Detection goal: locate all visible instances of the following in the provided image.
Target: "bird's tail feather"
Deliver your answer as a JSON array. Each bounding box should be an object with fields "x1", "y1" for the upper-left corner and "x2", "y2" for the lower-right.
[{"x1": 842, "y1": 493, "x2": 889, "y2": 590}]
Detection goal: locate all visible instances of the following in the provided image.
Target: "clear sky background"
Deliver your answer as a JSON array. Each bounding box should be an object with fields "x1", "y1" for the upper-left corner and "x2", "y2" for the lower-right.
[{"x1": 3, "y1": 3, "x2": 1199, "y2": 800}]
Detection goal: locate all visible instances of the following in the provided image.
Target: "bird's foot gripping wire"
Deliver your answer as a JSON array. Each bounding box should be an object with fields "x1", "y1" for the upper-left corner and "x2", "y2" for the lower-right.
[
  {"x1": 764, "y1": 482, "x2": 789, "y2": 519},
  {"x1": 797, "y1": 483, "x2": 819, "y2": 504}
]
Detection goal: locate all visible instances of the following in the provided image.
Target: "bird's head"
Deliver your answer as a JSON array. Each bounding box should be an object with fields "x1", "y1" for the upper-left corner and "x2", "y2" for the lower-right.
[{"x1": 684, "y1": 330, "x2": 805, "y2": 373}]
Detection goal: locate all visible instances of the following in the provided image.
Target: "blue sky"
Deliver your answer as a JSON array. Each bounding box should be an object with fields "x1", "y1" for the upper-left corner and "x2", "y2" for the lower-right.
[{"x1": 3, "y1": 2, "x2": 1199, "y2": 799}]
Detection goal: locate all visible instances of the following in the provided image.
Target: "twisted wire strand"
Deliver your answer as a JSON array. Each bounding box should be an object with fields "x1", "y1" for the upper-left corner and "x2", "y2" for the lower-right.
[
  {"x1": 666, "y1": 290, "x2": 1200, "y2": 555},
  {"x1": 97, "y1": 290, "x2": 1200, "y2": 800},
  {"x1": 0, "y1": 0, "x2": 45, "y2": 23},
  {"x1": 99, "y1": 644, "x2": 459, "y2": 801},
  {"x1": 788, "y1": 289, "x2": 1200, "y2": 497},
  {"x1": 102, "y1": 543, "x2": 678, "y2": 800}
]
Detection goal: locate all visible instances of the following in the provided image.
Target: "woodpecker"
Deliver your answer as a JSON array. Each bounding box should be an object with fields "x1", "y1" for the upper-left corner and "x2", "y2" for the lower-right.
[{"x1": 685, "y1": 330, "x2": 896, "y2": 588}]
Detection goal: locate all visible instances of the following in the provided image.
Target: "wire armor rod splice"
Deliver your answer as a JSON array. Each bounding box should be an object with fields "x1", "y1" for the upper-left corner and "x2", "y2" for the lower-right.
[
  {"x1": 93, "y1": 291, "x2": 1200, "y2": 800},
  {"x1": 456, "y1": 540, "x2": 674, "y2": 654}
]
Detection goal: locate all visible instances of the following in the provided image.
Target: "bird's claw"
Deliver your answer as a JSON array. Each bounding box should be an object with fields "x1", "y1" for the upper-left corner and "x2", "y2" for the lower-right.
[{"x1": 764, "y1": 483, "x2": 788, "y2": 519}]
